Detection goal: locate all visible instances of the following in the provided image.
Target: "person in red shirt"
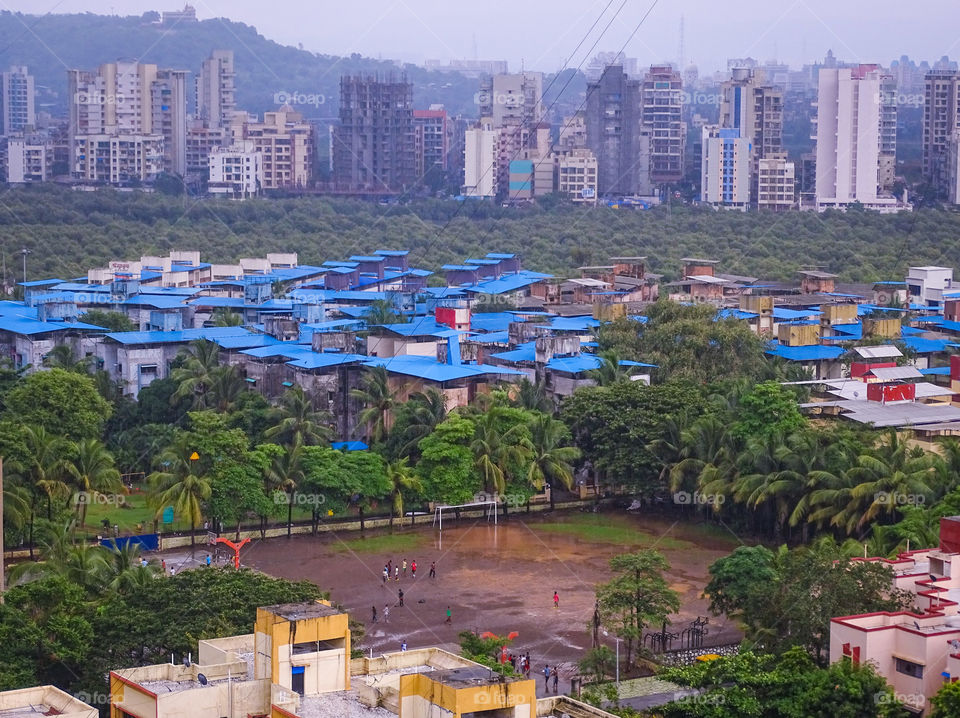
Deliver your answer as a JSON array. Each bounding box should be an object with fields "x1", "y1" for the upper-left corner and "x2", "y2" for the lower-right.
[{"x1": 553, "y1": 591, "x2": 559, "y2": 608}]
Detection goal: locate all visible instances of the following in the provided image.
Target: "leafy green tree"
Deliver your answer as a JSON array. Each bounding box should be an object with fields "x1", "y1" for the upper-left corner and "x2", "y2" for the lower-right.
[
  {"x1": 81, "y1": 309, "x2": 136, "y2": 332},
  {"x1": 511, "y1": 377, "x2": 552, "y2": 413},
  {"x1": 704, "y1": 538, "x2": 912, "y2": 662},
  {"x1": 657, "y1": 648, "x2": 909, "y2": 718},
  {"x1": 4, "y1": 369, "x2": 111, "y2": 440},
  {"x1": 212, "y1": 307, "x2": 244, "y2": 326},
  {"x1": 387, "y1": 388, "x2": 448, "y2": 459},
  {"x1": 416, "y1": 414, "x2": 478, "y2": 504},
  {"x1": 578, "y1": 645, "x2": 616, "y2": 684},
  {"x1": 265, "y1": 441, "x2": 304, "y2": 537},
  {"x1": 931, "y1": 680, "x2": 960, "y2": 718},
  {"x1": 562, "y1": 380, "x2": 706, "y2": 492},
  {"x1": 731, "y1": 381, "x2": 805, "y2": 441},
  {"x1": 470, "y1": 407, "x2": 533, "y2": 497},
  {"x1": 300, "y1": 446, "x2": 390, "y2": 529},
  {"x1": 42, "y1": 344, "x2": 91, "y2": 373},
  {"x1": 596, "y1": 549, "x2": 680, "y2": 669},
  {"x1": 365, "y1": 298, "x2": 405, "y2": 325},
  {"x1": 588, "y1": 349, "x2": 632, "y2": 386},
  {"x1": 207, "y1": 446, "x2": 276, "y2": 540}
]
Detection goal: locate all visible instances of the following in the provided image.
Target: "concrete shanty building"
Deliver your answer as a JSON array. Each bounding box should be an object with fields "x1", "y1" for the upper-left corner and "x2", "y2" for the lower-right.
[
  {"x1": 907, "y1": 266, "x2": 957, "y2": 308},
  {"x1": 398, "y1": 667, "x2": 536, "y2": 718},
  {"x1": 830, "y1": 516, "x2": 960, "y2": 716},
  {"x1": 0, "y1": 298, "x2": 105, "y2": 372},
  {"x1": 0, "y1": 685, "x2": 98, "y2": 718}
]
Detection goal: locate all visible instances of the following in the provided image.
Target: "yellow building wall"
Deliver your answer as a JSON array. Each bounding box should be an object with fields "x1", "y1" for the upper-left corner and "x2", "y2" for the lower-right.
[
  {"x1": 254, "y1": 605, "x2": 350, "y2": 694},
  {"x1": 821, "y1": 304, "x2": 857, "y2": 326},
  {"x1": 740, "y1": 295, "x2": 773, "y2": 315},
  {"x1": 777, "y1": 323, "x2": 820, "y2": 346},
  {"x1": 863, "y1": 317, "x2": 902, "y2": 338},
  {"x1": 592, "y1": 303, "x2": 627, "y2": 321},
  {"x1": 110, "y1": 674, "x2": 158, "y2": 718},
  {"x1": 398, "y1": 673, "x2": 535, "y2": 718}
]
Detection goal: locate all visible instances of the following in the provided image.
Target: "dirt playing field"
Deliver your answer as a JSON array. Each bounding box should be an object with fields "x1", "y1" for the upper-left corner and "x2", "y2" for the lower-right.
[{"x1": 231, "y1": 509, "x2": 744, "y2": 686}]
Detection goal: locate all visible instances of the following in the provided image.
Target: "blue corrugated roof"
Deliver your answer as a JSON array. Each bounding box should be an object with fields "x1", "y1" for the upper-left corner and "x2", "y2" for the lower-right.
[
  {"x1": 240, "y1": 343, "x2": 313, "y2": 359},
  {"x1": 765, "y1": 343, "x2": 845, "y2": 361},
  {"x1": 486, "y1": 253, "x2": 516, "y2": 259},
  {"x1": 122, "y1": 295, "x2": 188, "y2": 309},
  {"x1": 901, "y1": 326, "x2": 925, "y2": 336},
  {"x1": 490, "y1": 343, "x2": 536, "y2": 363},
  {"x1": 375, "y1": 318, "x2": 457, "y2": 337},
  {"x1": 773, "y1": 307, "x2": 823, "y2": 320},
  {"x1": 286, "y1": 352, "x2": 368, "y2": 370},
  {"x1": 214, "y1": 334, "x2": 282, "y2": 350},
  {"x1": 462, "y1": 271, "x2": 552, "y2": 296},
  {"x1": 302, "y1": 319, "x2": 362, "y2": 332},
  {"x1": 189, "y1": 297, "x2": 247, "y2": 308},
  {"x1": 442, "y1": 264, "x2": 480, "y2": 271},
  {"x1": 469, "y1": 312, "x2": 515, "y2": 333},
  {"x1": 105, "y1": 326, "x2": 251, "y2": 345},
  {"x1": 363, "y1": 355, "x2": 523, "y2": 382},
  {"x1": 912, "y1": 315, "x2": 944, "y2": 325},
  {"x1": 858, "y1": 304, "x2": 908, "y2": 315},
  {"x1": 375, "y1": 250, "x2": 409, "y2": 257},
  {"x1": 468, "y1": 330, "x2": 510, "y2": 344},
  {"x1": 550, "y1": 316, "x2": 602, "y2": 332},
  {"x1": 0, "y1": 315, "x2": 105, "y2": 335},
  {"x1": 935, "y1": 319, "x2": 960, "y2": 333},
  {"x1": 19, "y1": 278, "x2": 64, "y2": 287},
  {"x1": 331, "y1": 440, "x2": 369, "y2": 451},
  {"x1": 902, "y1": 336, "x2": 950, "y2": 353},
  {"x1": 716, "y1": 308, "x2": 759, "y2": 320},
  {"x1": 920, "y1": 366, "x2": 951, "y2": 376}
]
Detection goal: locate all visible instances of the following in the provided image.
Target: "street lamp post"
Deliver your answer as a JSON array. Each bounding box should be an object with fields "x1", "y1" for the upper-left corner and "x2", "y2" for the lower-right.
[{"x1": 602, "y1": 630, "x2": 620, "y2": 688}]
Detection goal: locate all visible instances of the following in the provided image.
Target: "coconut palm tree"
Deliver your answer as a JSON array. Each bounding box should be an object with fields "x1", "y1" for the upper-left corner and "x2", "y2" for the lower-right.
[
  {"x1": 395, "y1": 389, "x2": 447, "y2": 458},
  {"x1": 470, "y1": 409, "x2": 533, "y2": 497},
  {"x1": 365, "y1": 299, "x2": 404, "y2": 325},
  {"x1": 527, "y1": 414, "x2": 581, "y2": 509},
  {"x1": 148, "y1": 441, "x2": 212, "y2": 550},
  {"x1": 102, "y1": 540, "x2": 159, "y2": 593},
  {"x1": 17, "y1": 426, "x2": 71, "y2": 523},
  {"x1": 64, "y1": 438, "x2": 124, "y2": 526},
  {"x1": 351, "y1": 366, "x2": 400, "y2": 443},
  {"x1": 385, "y1": 458, "x2": 423, "y2": 527},
  {"x1": 207, "y1": 364, "x2": 246, "y2": 412},
  {"x1": 10, "y1": 521, "x2": 108, "y2": 593},
  {"x1": 42, "y1": 344, "x2": 92, "y2": 373},
  {"x1": 512, "y1": 377, "x2": 553, "y2": 413},
  {"x1": 588, "y1": 350, "x2": 631, "y2": 386},
  {"x1": 265, "y1": 441, "x2": 305, "y2": 538},
  {"x1": 265, "y1": 386, "x2": 333, "y2": 446},
  {"x1": 171, "y1": 339, "x2": 221, "y2": 408},
  {"x1": 212, "y1": 307, "x2": 244, "y2": 326}
]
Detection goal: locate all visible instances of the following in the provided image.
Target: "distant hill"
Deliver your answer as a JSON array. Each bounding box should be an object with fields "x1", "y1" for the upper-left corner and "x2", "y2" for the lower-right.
[{"x1": 0, "y1": 10, "x2": 488, "y2": 119}]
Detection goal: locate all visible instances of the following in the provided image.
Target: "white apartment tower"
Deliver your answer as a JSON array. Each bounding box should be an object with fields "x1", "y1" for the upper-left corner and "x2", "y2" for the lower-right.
[
  {"x1": 0, "y1": 65, "x2": 35, "y2": 135},
  {"x1": 462, "y1": 121, "x2": 499, "y2": 198},
  {"x1": 701, "y1": 126, "x2": 751, "y2": 210},
  {"x1": 814, "y1": 65, "x2": 902, "y2": 212},
  {"x1": 196, "y1": 50, "x2": 236, "y2": 129}
]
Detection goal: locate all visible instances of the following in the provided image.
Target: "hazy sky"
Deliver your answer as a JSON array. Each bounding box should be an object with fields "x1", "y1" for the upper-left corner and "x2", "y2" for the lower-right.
[{"x1": 8, "y1": 0, "x2": 960, "y2": 72}]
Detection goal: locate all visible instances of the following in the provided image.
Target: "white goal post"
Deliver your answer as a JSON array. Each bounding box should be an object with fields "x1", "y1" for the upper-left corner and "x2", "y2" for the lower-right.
[{"x1": 432, "y1": 500, "x2": 498, "y2": 530}]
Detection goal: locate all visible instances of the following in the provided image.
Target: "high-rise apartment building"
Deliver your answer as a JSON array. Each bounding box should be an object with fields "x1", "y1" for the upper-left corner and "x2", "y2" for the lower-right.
[
  {"x1": 208, "y1": 140, "x2": 262, "y2": 198},
  {"x1": 0, "y1": 66, "x2": 35, "y2": 135},
  {"x1": 922, "y1": 70, "x2": 960, "y2": 191},
  {"x1": 641, "y1": 65, "x2": 685, "y2": 183},
  {"x1": 72, "y1": 134, "x2": 164, "y2": 184},
  {"x1": 235, "y1": 108, "x2": 314, "y2": 190},
  {"x1": 332, "y1": 75, "x2": 416, "y2": 193},
  {"x1": 756, "y1": 155, "x2": 796, "y2": 211},
  {"x1": 814, "y1": 65, "x2": 901, "y2": 212},
  {"x1": 196, "y1": 50, "x2": 236, "y2": 130},
  {"x1": 413, "y1": 106, "x2": 449, "y2": 177},
  {"x1": 701, "y1": 126, "x2": 751, "y2": 209},
  {"x1": 478, "y1": 72, "x2": 544, "y2": 130},
  {"x1": 68, "y1": 61, "x2": 188, "y2": 178},
  {"x1": 462, "y1": 121, "x2": 498, "y2": 198},
  {"x1": 585, "y1": 65, "x2": 652, "y2": 197},
  {"x1": 557, "y1": 149, "x2": 599, "y2": 204}
]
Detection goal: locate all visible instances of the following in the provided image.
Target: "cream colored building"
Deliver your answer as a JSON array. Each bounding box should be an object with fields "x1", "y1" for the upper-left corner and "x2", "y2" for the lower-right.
[
  {"x1": 72, "y1": 133, "x2": 164, "y2": 184},
  {"x1": 0, "y1": 685, "x2": 97, "y2": 718},
  {"x1": 463, "y1": 121, "x2": 499, "y2": 198},
  {"x1": 556, "y1": 149, "x2": 598, "y2": 204},
  {"x1": 756, "y1": 155, "x2": 795, "y2": 211},
  {"x1": 233, "y1": 109, "x2": 314, "y2": 190},
  {"x1": 208, "y1": 141, "x2": 263, "y2": 198}
]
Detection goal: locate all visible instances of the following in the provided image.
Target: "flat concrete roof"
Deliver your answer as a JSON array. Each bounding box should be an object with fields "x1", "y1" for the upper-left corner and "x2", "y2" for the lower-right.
[
  {"x1": 262, "y1": 601, "x2": 343, "y2": 621},
  {"x1": 424, "y1": 666, "x2": 526, "y2": 688}
]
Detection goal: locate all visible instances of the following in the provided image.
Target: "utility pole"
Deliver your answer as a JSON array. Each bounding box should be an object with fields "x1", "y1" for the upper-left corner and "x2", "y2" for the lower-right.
[
  {"x1": 20, "y1": 247, "x2": 30, "y2": 284},
  {"x1": 1, "y1": 457, "x2": 5, "y2": 605}
]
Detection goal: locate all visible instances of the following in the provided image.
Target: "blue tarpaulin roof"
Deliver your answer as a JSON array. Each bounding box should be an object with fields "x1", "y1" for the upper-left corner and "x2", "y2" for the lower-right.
[
  {"x1": 362, "y1": 355, "x2": 524, "y2": 382},
  {"x1": 773, "y1": 307, "x2": 823, "y2": 320},
  {"x1": 550, "y1": 316, "x2": 602, "y2": 332},
  {"x1": 920, "y1": 366, "x2": 951, "y2": 376},
  {"x1": 901, "y1": 336, "x2": 950, "y2": 353},
  {"x1": 105, "y1": 326, "x2": 251, "y2": 345},
  {"x1": 331, "y1": 441, "x2": 369, "y2": 451},
  {"x1": 286, "y1": 353, "x2": 367, "y2": 370},
  {"x1": 765, "y1": 342, "x2": 845, "y2": 361},
  {"x1": 461, "y1": 271, "x2": 552, "y2": 296}
]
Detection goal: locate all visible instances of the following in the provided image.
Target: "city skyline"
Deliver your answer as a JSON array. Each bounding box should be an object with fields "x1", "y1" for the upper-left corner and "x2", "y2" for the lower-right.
[{"x1": 3, "y1": 0, "x2": 959, "y2": 74}]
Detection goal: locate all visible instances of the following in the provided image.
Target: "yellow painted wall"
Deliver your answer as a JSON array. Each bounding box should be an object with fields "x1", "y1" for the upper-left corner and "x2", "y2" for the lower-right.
[
  {"x1": 777, "y1": 323, "x2": 820, "y2": 346},
  {"x1": 398, "y1": 673, "x2": 535, "y2": 718},
  {"x1": 254, "y1": 605, "x2": 350, "y2": 693},
  {"x1": 863, "y1": 317, "x2": 902, "y2": 338}
]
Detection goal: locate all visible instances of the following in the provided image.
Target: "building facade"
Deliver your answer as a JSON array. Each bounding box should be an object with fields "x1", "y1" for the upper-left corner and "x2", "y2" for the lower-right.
[
  {"x1": 72, "y1": 133, "x2": 164, "y2": 183},
  {"x1": 923, "y1": 70, "x2": 960, "y2": 192},
  {"x1": 556, "y1": 148, "x2": 599, "y2": 203},
  {"x1": 0, "y1": 65, "x2": 35, "y2": 135},
  {"x1": 641, "y1": 65, "x2": 685, "y2": 183},
  {"x1": 237, "y1": 108, "x2": 314, "y2": 190},
  {"x1": 462, "y1": 122, "x2": 498, "y2": 198},
  {"x1": 196, "y1": 49, "x2": 236, "y2": 129},
  {"x1": 585, "y1": 65, "x2": 651, "y2": 197},
  {"x1": 68, "y1": 61, "x2": 188, "y2": 179},
  {"x1": 332, "y1": 75, "x2": 416, "y2": 193},
  {"x1": 5, "y1": 137, "x2": 51, "y2": 183},
  {"x1": 413, "y1": 106, "x2": 449, "y2": 176},
  {"x1": 208, "y1": 141, "x2": 263, "y2": 198},
  {"x1": 756, "y1": 155, "x2": 796, "y2": 211},
  {"x1": 814, "y1": 65, "x2": 902, "y2": 212},
  {"x1": 701, "y1": 126, "x2": 751, "y2": 209}
]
